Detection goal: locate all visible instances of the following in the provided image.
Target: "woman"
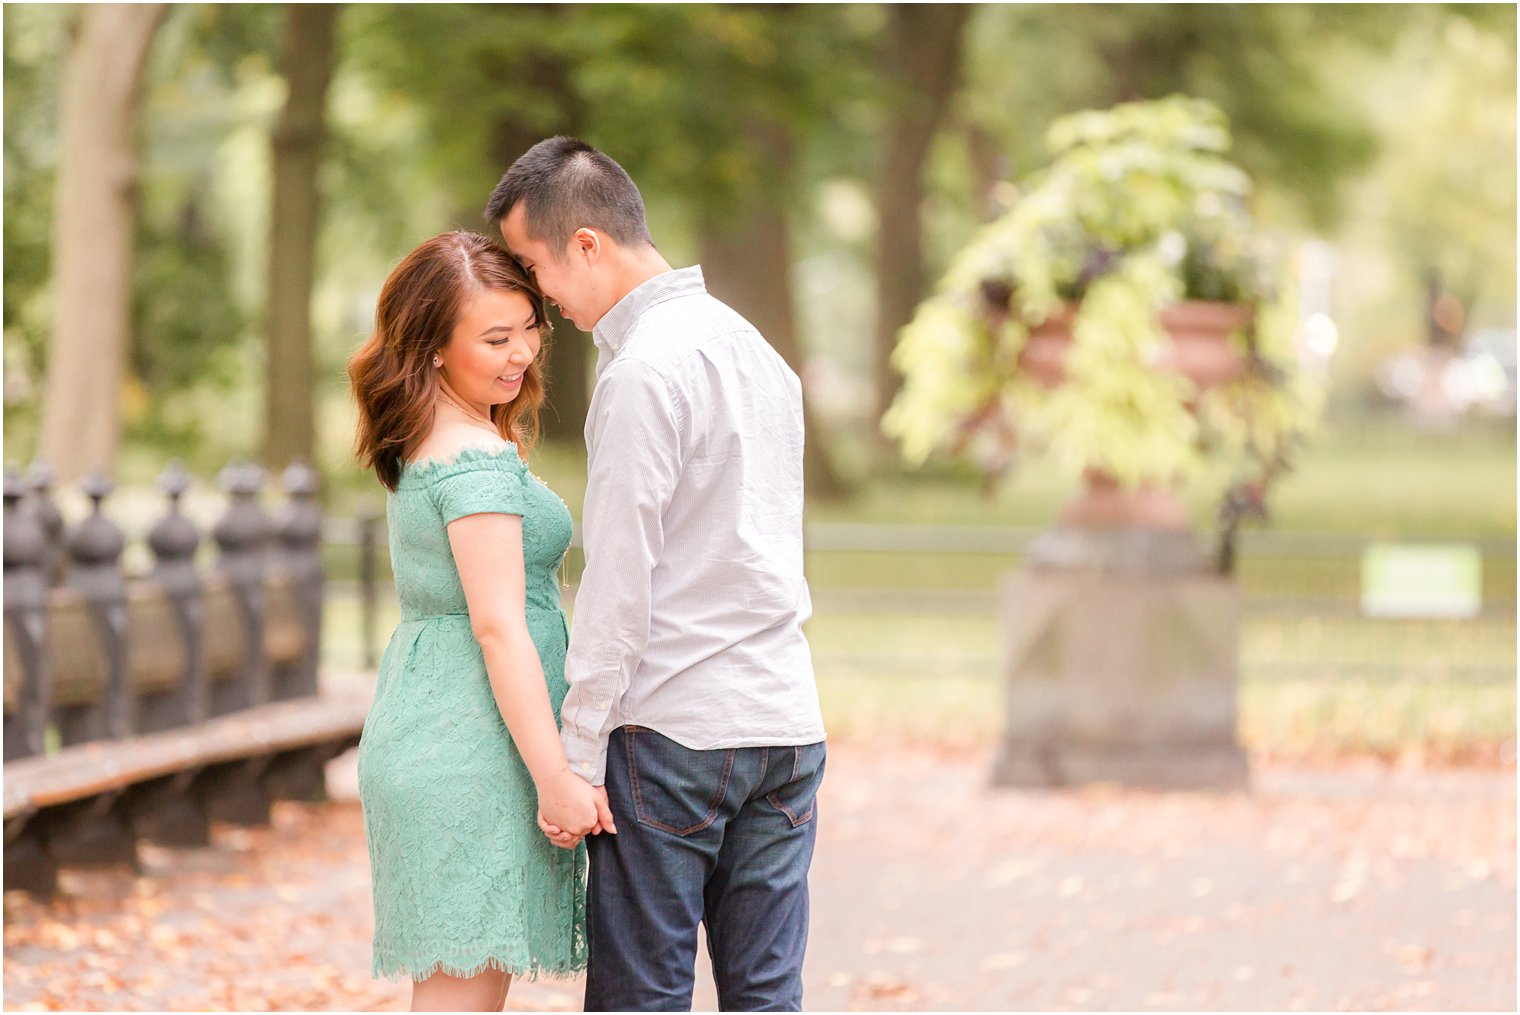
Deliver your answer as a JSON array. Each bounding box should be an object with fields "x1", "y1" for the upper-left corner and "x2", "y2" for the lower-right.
[{"x1": 347, "y1": 231, "x2": 611, "y2": 1011}]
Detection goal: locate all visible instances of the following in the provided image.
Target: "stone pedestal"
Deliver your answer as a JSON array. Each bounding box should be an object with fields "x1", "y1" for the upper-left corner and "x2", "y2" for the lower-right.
[{"x1": 991, "y1": 526, "x2": 1249, "y2": 790}]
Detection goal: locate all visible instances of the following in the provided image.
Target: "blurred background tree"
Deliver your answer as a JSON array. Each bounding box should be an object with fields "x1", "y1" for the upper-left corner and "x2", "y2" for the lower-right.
[
  {"x1": 37, "y1": 3, "x2": 167, "y2": 480},
  {"x1": 262, "y1": 3, "x2": 340, "y2": 471},
  {"x1": 344, "y1": 4, "x2": 592, "y2": 443},
  {"x1": 1378, "y1": 11, "x2": 1516, "y2": 343},
  {"x1": 872, "y1": 4, "x2": 974, "y2": 448},
  {"x1": 3, "y1": 3, "x2": 1513, "y2": 497}
]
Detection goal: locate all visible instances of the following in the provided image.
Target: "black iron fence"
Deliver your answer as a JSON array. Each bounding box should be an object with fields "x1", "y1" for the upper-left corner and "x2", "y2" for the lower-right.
[
  {"x1": 3, "y1": 462, "x2": 364, "y2": 896},
  {"x1": 3, "y1": 463, "x2": 329, "y2": 755}
]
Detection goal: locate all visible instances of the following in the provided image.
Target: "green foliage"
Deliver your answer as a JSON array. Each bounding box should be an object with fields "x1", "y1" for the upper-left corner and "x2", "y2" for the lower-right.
[
  {"x1": 2, "y1": 4, "x2": 71, "y2": 458},
  {"x1": 961, "y1": 6, "x2": 1381, "y2": 229},
  {"x1": 347, "y1": 5, "x2": 877, "y2": 236},
  {"x1": 5, "y1": 3, "x2": 1510, "y2": 487},
  {"x1": 2, "y1": 5, "x2": 279, "y2": 467},
  {"x1": 1117, "y1": 5, "x2": 1382, "y2": 230},
  {"x1": 120, "y1": 6, "x2": 283, "y2": 464},
  {"x1": 1382, "y1": 15, "x2": 1516, "y2": 314},
  {"x1": 884, "y1": 96, "x2": 1322, "y2": 506},
  {"x1": 1300, "y1": 6, "x2": 1517, "y2": 392},
  {"x1": 343, "y1": 4, "x2": 579, "y2": 215},
  {"x1": 572, "y1": 6, "x2": 876, "y2": 231},
  {"x1": 126, "y1": 203, "x2": 248, "y2": 460}
]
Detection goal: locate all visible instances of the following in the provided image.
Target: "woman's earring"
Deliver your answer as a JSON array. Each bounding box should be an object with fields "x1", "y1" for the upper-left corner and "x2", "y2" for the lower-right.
[{"x1": 432, "y1": 355, "x2": 442, "y2": 368}]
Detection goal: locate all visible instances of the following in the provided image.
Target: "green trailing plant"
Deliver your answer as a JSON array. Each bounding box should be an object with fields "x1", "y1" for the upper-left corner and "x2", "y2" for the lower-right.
[{"x1": 883, "y1": 95, "x2": 1322, "y2": 521}]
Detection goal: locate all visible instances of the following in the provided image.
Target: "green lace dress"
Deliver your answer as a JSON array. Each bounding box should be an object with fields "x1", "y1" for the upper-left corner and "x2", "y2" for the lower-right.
[{"x1": 357, "y1": 445, "x2": 588, "y2": 982}]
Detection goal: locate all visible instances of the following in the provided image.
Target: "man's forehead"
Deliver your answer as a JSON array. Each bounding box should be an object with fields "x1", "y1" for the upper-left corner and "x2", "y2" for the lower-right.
[
  {"x1": 500, "y1": 207, "x2": 546, "y2": 256},
  {"x1": 496, "y1": 220, "x2": 521, "y2": 255}
]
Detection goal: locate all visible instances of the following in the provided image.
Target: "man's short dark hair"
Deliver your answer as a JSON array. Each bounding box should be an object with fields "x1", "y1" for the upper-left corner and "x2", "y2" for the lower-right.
[{"x1": 484, "y1": 136, "x2": 654, "y2": 253}]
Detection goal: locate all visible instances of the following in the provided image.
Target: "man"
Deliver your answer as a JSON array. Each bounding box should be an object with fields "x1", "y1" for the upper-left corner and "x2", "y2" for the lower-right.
[{"x1": 485, "y1": 136, "x2": 826, "y2": 1012}]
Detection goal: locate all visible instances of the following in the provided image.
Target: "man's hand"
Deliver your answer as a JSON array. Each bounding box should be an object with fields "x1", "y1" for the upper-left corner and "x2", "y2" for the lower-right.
[
  {"x1": 538, "y1": 781, "x2": 617, "y2": 849},
  {"x1": 591, "y1": 784, "x2": 617, "y2": 835}
]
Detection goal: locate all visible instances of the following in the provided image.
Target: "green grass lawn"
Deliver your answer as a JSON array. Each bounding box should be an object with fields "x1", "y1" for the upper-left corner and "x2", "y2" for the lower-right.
[
  {"x1": 323, "y1": 591, "x2": 1516, "y2": 759},
  {"x1": 321, "y1": 414, "x2": 1515, "y2": 758},
  {"x1": 791, "y1": 417, "x2": 1517, "y2": 536}
]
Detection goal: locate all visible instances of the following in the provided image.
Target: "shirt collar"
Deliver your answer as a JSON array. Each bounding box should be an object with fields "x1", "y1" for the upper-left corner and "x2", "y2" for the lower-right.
[{"x1": 592, "y1": 266, "x2": 707, "y2": 358}]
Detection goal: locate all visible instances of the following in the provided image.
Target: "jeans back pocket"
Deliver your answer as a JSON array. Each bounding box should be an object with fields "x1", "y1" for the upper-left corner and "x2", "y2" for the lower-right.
[
  {"x1": 765, "y1": 741, "x2": 826, "y2": 828},
  {"x1": 625, "y1": 726, "x2": 736, "y2": 836}
]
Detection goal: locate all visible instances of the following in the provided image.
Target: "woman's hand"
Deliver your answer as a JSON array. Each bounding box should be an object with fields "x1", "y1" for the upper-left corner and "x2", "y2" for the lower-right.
[
  {"x1": 538, "y1": 781, "x2": 618, "y2": 849},
  {"x1": 537, "y1": 812, "x2": 583, "y2": 849},
  {"x1": 535, "y1": 767, "x2": 600, "y2": 839}
]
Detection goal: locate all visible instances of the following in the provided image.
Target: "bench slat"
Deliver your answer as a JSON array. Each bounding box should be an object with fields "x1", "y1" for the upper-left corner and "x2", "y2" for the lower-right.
[{"x1": 3, "y1": 687, "x2": 371, "y2": 821}]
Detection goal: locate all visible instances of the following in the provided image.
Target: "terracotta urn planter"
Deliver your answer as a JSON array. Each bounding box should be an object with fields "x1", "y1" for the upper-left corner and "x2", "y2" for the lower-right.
[
  {"x1": 995, "y1": 299, "x2": 1255, "y2": 790},
  {"x1": 1017, "y1": 300, "x2": 1251, "y2": 531}
]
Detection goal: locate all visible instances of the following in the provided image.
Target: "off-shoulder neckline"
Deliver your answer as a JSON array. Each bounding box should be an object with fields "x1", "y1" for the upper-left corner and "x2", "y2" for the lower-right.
[{"x1": 396, "y1": 443, "x2": 524, "y2": 488}]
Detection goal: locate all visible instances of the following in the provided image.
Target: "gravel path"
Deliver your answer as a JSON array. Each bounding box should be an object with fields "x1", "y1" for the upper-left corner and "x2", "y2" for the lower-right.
[{"x1": 4, "y1": 742, "x2": 1514, "y2": 1011}]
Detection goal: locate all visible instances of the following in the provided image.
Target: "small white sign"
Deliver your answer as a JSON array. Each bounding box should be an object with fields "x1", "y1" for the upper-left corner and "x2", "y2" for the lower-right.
[{"x1": 1361, "y1": 543, "x2": 1482, "y2": 619}]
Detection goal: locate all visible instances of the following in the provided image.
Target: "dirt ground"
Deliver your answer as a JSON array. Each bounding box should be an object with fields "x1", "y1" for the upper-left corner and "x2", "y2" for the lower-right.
[{"x1": 4, "y1": 740, "x2": 1514, "y2": 1012}]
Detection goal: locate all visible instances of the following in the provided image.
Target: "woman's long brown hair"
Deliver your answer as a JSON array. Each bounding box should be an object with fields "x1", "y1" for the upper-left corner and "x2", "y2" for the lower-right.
[{"x1": 348, "y1": 231, "x2": 551, "y2": 490}]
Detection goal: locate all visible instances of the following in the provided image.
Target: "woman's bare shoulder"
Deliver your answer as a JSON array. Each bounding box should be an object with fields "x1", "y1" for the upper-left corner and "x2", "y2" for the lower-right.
[{"x1": 407, "y1": 420, "x2": 512, "y2": 471}]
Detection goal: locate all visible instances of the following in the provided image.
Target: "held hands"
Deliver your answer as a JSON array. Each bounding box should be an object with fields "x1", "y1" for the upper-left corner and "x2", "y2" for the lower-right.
[{"x1": 536, "y1": 778, "x2": 616, "y2": 850}]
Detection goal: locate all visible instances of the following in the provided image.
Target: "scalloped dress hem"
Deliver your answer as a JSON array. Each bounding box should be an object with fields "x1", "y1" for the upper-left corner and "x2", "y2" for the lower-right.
[{"x1": 374, "y1": 952, "x2": 589, "y2": 984}]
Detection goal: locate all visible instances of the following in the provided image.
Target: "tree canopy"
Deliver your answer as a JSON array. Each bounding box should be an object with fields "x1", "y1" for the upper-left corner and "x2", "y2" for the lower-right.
[{"x1": 3, "y1": 4, "x2": 1512, "y2": 490}]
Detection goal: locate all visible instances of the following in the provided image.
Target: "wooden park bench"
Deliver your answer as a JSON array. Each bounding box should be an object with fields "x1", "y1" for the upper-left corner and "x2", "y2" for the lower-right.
[{"x1": 3, "y1": 463, "x2": 369, "y2": 896}]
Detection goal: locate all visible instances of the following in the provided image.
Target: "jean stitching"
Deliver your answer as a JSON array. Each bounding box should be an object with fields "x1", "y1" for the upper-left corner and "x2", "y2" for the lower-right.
[
  {"x1": 630, "y1": 730, "x2": 735, "y2": 836},
  {"x1": 765, "y1": 746, "x2": 815, "y2": 828},
  {"x1": 625, "y1": 726, "x2": 644, "y2": 824},
  {"x1": 765, "y1": 788, "x2": 813, "y2": 828}
]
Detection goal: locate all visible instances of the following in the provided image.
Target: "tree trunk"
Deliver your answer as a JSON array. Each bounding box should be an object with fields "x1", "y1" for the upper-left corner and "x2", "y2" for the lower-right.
[
  {"x1": 39, "y1": 4, "x2": 167, "y2": 481},
  {"x1": 699, "y1": 166, "x2": 848, "y2": 500},
  {"x1": 262, "y1": 3, "x2": 340, "y2": 472},
  {"x1": 872, "y1": 4, "x2": 973, "y2": 438}
]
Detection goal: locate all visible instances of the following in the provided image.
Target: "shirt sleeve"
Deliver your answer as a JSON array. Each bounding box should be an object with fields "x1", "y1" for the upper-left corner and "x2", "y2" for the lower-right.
[
  {"x1": 431, "y1": 462, "x2": 527, "y2": 524},
  {"x1": 560, "y1": 361, "x2": 683, "y2": 784}
]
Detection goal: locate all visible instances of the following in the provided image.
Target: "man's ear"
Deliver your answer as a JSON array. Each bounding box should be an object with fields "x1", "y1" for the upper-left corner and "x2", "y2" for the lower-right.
[{"x1": 571, "y1": 227, "x2": 601, "y2": 265}]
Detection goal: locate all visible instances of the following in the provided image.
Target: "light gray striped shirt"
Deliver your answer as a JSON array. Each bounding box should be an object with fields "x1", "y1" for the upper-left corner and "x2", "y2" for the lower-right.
[{"x1": 559, "y1": 266, "x2": 825, "y2": 784}]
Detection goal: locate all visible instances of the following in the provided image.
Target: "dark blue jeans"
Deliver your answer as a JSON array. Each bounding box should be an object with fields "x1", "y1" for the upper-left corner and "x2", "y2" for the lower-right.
[{"x1": 584, "y1": 726, "x2": 826, "y2": 1012}]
